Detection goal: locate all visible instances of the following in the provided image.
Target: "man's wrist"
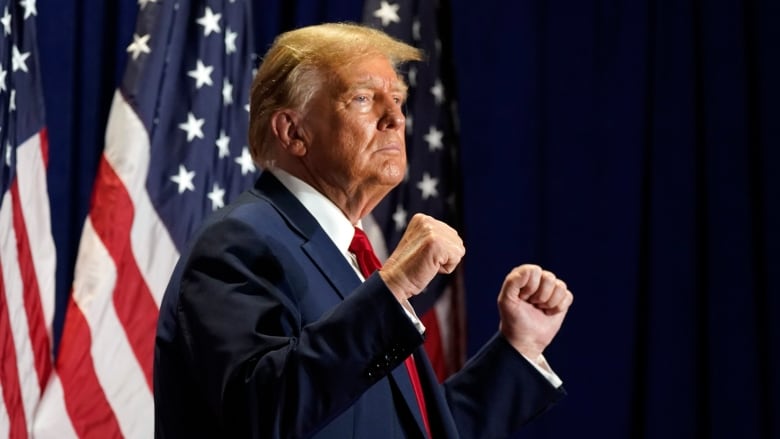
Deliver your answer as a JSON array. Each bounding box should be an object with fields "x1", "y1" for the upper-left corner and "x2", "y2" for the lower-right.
[
  {"x1": 499, "y1": 323, "x2": 545, "y2": 359},
  {"x1": 378, "y1": 268, "x2": 415, "y2": 302}
]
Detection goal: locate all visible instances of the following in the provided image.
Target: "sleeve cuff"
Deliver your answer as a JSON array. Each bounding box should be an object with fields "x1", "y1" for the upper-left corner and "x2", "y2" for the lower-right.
[
  {"x1": 520, "y1": 353, "x2": 564, "y2": 388},
  {"x1": 399, "y1": 299, "x2": 426, "y2": 334}
]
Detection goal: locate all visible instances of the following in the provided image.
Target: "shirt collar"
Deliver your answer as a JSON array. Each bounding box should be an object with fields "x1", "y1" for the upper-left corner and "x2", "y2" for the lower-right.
[{"x1": 268, "y1": 167, "x2": 359, "y2": 255}]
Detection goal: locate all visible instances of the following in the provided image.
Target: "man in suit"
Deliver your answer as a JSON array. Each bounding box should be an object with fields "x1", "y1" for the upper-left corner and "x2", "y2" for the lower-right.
[{"x1": 154, "y1": 23, "x2": 574, "y2": 438}]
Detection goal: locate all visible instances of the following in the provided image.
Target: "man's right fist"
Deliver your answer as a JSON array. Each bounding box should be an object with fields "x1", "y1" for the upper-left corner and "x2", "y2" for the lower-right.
[{"x1": 379, "y1": 214, "x2": 465, "y2": 302}]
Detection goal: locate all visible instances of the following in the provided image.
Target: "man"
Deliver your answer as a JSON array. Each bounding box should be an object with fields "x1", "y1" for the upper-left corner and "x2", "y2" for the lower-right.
[{"x1": 154, "y1": 23, "x2": 573, "y2": 438}]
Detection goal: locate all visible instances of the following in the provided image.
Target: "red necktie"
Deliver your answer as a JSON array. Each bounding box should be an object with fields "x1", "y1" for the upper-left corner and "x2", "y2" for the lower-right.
[{"x1": 349, "y1": 227, "x2": 433, "y2": 439}]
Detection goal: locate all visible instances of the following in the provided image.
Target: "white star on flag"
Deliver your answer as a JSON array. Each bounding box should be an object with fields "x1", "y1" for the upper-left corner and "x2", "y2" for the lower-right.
[
  {"x1": 12, "y1": 45, "x2": 30, "y2": 72},
  {"x1": 416, "y1": 172, "x2": 439, "y2": 199},
  {"x1": 5, "y1": 142, "x2": 11, "y2": 166},
  {"x1": 19, "y1": 0, "x2": 36, "y2": 19},
  {"x1": 1, "y1": 7, "x2": 11, "y2": 35},
  {"x1": 207, "y1": 183, "x2": 226, "y2": 210},
  {"x1": 373, "y1": 1, "x2": 401, "y2": 27},
  {"x1": 0, "y1": 65, "x2": 6, "y2": 92},
  {"x1": 170, "y1": 164, "x2": 196, "y2": 193},
  {"x1": 222, "y1": 78, "x2": 233, "y2": 105},
  {"x1": 215, "y1": 131, "x2": 230, "y2": 158},
  {"x1": 430, "y1": 79, "x2": 445, "y2": 105},
  {"x1": 408, "y1": 66, "x2": 417, "y2": 87},
  {"x1": 424, "y1": 126, "x2": 444, "y2": 151},
  {"x1": 234, "y1": 147, "x2": 256, "y2": 175},
  {"x1": 405, "y1": 113, "x2": 413, "y2": 134},
  {"x1": 187, "y1": 59, "x2": 214, "y2": 89},
  {"x1": 178, "y1": 112, "x2": 205, "y2": 141},
  {"x1": 138, "y1": 0, "x2": 157, "y2": 9},
  {"x1": 392, "y1": 205, "x2": 407, "y2": 230},
  {"x1": 225, "y1": 28, "x2": 238, "y2": 54},
  {"x1": 9, "y1": 89, "x2": 15, "y2": 111},
  {"x1": 127, "y1": 33, "x2": 151, "y2": 60},
  {"x1": 197, "y1": 7, "x2": 221, "y2": 36},
  {"x1": 412, "y1": 19, "x2": 421, "y2": 41}
]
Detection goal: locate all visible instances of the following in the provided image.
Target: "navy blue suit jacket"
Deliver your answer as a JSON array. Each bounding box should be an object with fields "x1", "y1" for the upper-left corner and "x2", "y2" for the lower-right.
[{"x1": 154, "y1": 172, "x2": 564, "y2": 438}]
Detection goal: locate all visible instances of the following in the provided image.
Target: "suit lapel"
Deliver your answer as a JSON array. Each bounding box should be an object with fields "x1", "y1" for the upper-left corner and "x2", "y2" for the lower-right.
[
  {"x1": 256, "y1": 172, "x2": 429, "y2": 436},
  {"x1": 300, "y1": 229, "x2": 359, "y2": 299},
  {"x1": 253, "y1": 172, "x2": 359, "y2": 299}
]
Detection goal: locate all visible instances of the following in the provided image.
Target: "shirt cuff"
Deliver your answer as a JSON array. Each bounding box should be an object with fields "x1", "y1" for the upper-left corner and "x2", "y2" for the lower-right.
[
  {"x1": 521, "y1": 353, "x2": 563, "y2": 388},
  {"x1": 400, "y1": 299, "x2": 426, "y2": 334}
]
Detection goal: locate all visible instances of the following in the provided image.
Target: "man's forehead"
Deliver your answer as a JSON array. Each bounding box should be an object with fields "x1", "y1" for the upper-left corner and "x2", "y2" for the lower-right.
[
  {"x1": 332, "y1": 65, "x2": 407, "y2": 94},
  {"x1": 330, "y1": 54, "x2": 394, "y2": 76},
  {"x1": 350, "y1": 75, "x2": 406, "y2": 91}
]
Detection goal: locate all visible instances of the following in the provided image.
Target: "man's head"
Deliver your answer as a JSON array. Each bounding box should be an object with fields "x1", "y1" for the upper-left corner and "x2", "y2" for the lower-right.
[
  {"x1": 248, "y1": 22, "x2": 422, "y2": 166},
  {"x1": 249, "y1": 23, "x2": 423, "y2": 221}
]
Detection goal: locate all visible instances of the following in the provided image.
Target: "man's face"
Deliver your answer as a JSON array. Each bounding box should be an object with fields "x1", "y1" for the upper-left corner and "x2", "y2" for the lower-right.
[{"x1": 299, "y1": 55, "x2": 408, "y2": 194}]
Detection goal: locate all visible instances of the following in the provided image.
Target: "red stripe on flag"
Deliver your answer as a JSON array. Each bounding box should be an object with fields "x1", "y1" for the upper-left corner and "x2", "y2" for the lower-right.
[
  {"x1": 39, "y1": 129, "x2": 49, "y2": 168},
  {"x1": 421, "y1": 309, "x2": 447, "y2": 382},
  {"x1": 88, "y1": 157, "x2": 158, "y2": 389},
  {"x1": 10, "y1": 182, "x2": 52, "y2": 391},
  {"x1": 451, "y1": 281, "x2": 466, "y2": 375},
  {"x1": 56, "y1": 296, "x2": 123, "y2": 438},
  {"x1": 0, "y1": 264, "x2": 30, "y2": 439}
]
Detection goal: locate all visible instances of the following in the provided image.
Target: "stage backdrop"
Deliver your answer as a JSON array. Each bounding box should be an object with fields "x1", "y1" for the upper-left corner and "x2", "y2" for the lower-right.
[{"x1": 35, "y1": 0, "x2": 779, "y2": 438}]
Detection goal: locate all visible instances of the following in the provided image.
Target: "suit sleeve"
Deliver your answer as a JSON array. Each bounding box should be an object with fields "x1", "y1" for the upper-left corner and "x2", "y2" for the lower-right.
[
  {"x1": 442, "y1": 334, "x2": 566, "y2": 439},
  {"x1": 176, "y1": 218, "x2": 424, "y2": 438}
]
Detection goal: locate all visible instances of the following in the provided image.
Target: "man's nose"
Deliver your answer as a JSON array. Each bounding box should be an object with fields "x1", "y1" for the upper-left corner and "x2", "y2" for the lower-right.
[{"x1": 378, "y1": 104, "x2": 405, "y2": 131}]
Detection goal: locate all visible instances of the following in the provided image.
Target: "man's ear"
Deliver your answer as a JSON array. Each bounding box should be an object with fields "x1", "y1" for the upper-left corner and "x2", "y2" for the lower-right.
[{"x1": 270, "y1": 110, "x2": 307, "y2": 156}]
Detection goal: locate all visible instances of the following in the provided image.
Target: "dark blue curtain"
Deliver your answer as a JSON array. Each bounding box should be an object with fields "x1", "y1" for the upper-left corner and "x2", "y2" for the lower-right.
[{"x1": 37, "y1": 0, "x2": 779, "y2": 437}]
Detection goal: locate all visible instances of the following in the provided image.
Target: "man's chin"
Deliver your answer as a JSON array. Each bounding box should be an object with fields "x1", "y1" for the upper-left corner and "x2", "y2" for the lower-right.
[{"x1": 380, "y1": 164, "x2": 406, "y2": 186}]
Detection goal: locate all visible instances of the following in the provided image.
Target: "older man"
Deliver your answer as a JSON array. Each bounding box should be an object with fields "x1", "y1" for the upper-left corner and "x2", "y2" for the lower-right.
[{"x1": 154, "y1": 23, "x2": 573, "y2": 438}]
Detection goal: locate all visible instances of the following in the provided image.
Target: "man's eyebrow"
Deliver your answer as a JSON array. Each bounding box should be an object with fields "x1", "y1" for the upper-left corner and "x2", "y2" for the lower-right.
[{"x1": 349, "y1": 78, "x2": 409, "y2": 96}]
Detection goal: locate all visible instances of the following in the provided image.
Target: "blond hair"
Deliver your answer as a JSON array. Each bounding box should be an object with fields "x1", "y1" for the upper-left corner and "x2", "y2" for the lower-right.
[{"x1": 248, "y1": 22, "x2": 423, "y2": 165}]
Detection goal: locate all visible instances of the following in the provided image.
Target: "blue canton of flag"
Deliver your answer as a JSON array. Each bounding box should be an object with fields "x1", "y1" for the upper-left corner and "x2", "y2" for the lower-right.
[
  {"x1": 362, "y1": 0, "x2": 465, "y2": 380},
  {"x1": 130, "y1": 0, "x2": 258, "y2": 249},
  {"x1": 0, "y1": 0, "x2": 46, "y2": 194}
]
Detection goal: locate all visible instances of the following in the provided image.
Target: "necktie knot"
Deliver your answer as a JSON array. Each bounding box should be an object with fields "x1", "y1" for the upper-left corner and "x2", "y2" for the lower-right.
[{"x1": 349, "y1": 227, "x2": 382, "y2": 278}]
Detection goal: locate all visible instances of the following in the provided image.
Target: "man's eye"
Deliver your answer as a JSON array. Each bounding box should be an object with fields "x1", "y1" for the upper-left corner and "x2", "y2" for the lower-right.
[{"x1": 354, "y1": 95, "x2": 370, "y2": 103}]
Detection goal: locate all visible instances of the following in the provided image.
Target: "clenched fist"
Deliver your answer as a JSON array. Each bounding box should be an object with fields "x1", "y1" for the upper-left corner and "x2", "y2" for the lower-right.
[
  {"x1": 497, "y1": 265, "x2": 573, "y2": 359},
  {"x1": 379, "y1": 214, "x2": 465, "y2": 302}
]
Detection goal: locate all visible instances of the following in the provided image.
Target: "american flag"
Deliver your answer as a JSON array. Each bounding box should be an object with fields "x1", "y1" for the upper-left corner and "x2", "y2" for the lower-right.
[
  {"x1": 0, "y1": 0, "x2": 56, "y2": 436},
  {"x1": 32, "y1": 0, "x2": 256, "y2": 437},
  {"x1": 362, "y1": 0, "x2": 466, "y2": 381}
]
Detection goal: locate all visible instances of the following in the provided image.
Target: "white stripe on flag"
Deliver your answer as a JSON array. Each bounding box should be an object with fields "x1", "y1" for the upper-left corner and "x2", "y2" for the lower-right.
[
  {"x1": 16, "y1": 133, "x2": 57, "y2": 336},
  {"x1": 434, "y1": 285, "x2": 454, "y2": 369},
  {"x1": 71, "y1": 218, "x2": 154, "y2": 439},
  {"x1": 31, "y1": 373, "x2": 78, "y2": 439},
  {"x1": 0, "y1": 381, "x2": 8, "y2": 439},
  {"x1": 0, "y1": 192, "x2": 38, "y2": 433},
  {"x1": 104, "y1": 92, "x2": 179, "y2": 306}
]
